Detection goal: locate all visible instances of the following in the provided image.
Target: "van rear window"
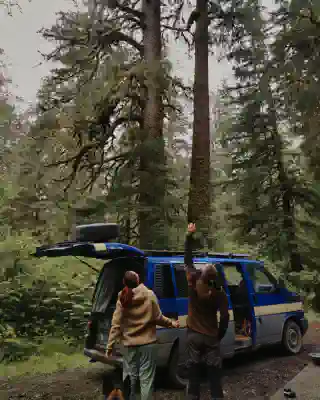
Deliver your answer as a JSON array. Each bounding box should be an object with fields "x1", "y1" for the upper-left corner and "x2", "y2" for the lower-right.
[
  {"x1": 154, "y1": 264, "x2": 175, "y2": 299},
  {"x1": 173, "y1": 266, "x2": 189, "y2": 297}
]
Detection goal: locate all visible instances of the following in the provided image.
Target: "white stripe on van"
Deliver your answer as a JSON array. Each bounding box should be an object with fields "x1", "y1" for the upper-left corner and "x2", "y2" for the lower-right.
[
  {"x1": 156, "y1": 302, "x2": 303, "y2": 330},
  {"x1": 156, "y1": 310, "x2": 235, "y2": 329},
  {"x1": 254, "y1": 301, "x2": 303, "y2": 316}
]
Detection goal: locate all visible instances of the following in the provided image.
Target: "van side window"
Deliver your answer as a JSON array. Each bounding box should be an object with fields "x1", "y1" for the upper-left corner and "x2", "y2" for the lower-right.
[
  {"x1": 174, "y1": 265, "x2": 189, "y2": 298},
  {"x1": 249, "y1": 269, "x2": 275, "y2": 293},
  {"x1": 154, "y1": 264, "x2": 175, "y2": 298},
  {"x1": 224, "y1": 264, "x2": 243, "y2": 286}
]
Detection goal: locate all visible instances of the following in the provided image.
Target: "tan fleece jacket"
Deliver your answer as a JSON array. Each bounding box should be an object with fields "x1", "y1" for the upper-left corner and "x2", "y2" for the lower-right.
[{"x1": 106, "y1": 284, "x2": 174, "y2": 352}]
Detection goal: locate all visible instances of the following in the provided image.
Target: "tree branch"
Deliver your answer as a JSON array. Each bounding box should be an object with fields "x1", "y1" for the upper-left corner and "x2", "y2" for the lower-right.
[
  {"x1": 300, "y1": 7, "x2": 320, "y2": 28},
  {"x1": 52, "y1": 151, "x2": 132, "y2": 192},
  {"x1": 111, "y1": 0, "x2": 143, "y2": 21},
  {"x1": 161, "y1": 24, "x2": 189, "y2": 34},
  {"x1": 109, "y1": 115, "x2": 143, "y2": 134},
  {"x1": 98, "y1": 29, "x2": 144, "y2": 55},
  {"x1": 46, "y1": 142, "x2": 102, "y2": 168}
]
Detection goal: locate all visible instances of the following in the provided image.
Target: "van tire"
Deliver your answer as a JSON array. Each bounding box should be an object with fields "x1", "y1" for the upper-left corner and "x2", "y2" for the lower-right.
[
  {"x1": 167, "y1": 345, "x2": 187, "y2": 389},
  {"x1": 282, "y1": 319, "x2": 302, "y2": 355}
]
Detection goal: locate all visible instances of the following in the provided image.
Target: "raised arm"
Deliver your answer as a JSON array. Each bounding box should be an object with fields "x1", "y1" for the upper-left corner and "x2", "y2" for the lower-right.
[
  {"x1": 184, "y1": 223, "x2": 199, "y2": 287},
  {"x1": 184, "y1": 223, "x2": 196, "y2": 269}
]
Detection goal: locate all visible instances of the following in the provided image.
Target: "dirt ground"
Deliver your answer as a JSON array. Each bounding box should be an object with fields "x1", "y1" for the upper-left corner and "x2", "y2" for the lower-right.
[{"x1": 1, "y1": 323, "x2": 319, "y2": 400}]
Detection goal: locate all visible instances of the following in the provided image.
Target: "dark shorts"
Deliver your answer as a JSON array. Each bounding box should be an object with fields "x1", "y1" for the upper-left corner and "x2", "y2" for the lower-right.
[{"x1": 186, "y1": 329, "x2": 221, "y2": 368}]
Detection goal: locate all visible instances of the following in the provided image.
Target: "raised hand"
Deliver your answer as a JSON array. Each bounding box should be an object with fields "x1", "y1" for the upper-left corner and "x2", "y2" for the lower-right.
[{"x1": 187, "y1": 223, "x2": 196, "y2": 233}]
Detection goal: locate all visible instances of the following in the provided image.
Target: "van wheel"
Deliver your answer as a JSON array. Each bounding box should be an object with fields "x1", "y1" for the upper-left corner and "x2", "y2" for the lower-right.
[
  {"x1": 167, "y1": 345, "x2": 188, "y2": 389},
  {"x1": 282, "y1": 320, "x2": 302, "y2": 355}
]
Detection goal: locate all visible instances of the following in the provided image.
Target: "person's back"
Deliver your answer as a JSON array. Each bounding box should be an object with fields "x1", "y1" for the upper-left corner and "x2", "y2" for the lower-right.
[
  {"x1": 106, "y1": 271, "x2": 178, "y2": 400},
  {"x1": 111, "y1": 283, "x2": 162, "y2": 347},
  {"x1": 187, "y1": 280, "x2": 228, "y2": 341},
  {"x1": 184, "y1": 223, "x2": 229, "y2": 400}
]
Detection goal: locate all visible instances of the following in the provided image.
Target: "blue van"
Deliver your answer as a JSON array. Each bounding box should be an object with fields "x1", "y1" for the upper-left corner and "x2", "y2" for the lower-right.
[{"x1": 35, "y1": 224, "x2": 308, "y2": 389}]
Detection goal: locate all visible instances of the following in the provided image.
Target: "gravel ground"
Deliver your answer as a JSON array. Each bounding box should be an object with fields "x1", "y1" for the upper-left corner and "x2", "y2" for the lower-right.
[{"x1": 1, "y1": 323, "x2": 319, "y2": 400}]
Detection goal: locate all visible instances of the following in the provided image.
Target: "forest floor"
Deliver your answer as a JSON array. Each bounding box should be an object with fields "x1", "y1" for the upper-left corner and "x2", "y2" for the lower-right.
[{"x1": 0, "y1": 322, "x2": 319, "y2": 400}]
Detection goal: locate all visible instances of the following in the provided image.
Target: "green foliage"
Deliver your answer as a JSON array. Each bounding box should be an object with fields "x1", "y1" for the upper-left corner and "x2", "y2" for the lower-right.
[
  {"x1": 271, "y1": 1, "x2": 320, "y2": 180},
  {"x1": 208, "y1": 0, "x2": 320, "y2": 309},
  {"x1": 0, "y1": 3, "x2": 192, "y2": 364},
  {"x1": 3, "y1": 0, "x2": 320, "y2": 371},
  {"x1": 0, "y1": 349, "x2": 99, "y2": 379},
  {"x1": 1, "y1": 338, "x2": 38, "y2": 363},
  {"x1": 219, "y1": 1, "x2": 291, "y2": 262},
  {"x1": 0, "y1": 228, "x2": 101, "y2": 362},
  {"x1": 28, "y1": 5, "x2": 190, "y2": 250}
]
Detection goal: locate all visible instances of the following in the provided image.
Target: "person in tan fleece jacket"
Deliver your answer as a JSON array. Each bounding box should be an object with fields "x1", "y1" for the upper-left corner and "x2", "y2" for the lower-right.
[{"x1": 106, "y1": 270, "x2": 179, "y2": 400}]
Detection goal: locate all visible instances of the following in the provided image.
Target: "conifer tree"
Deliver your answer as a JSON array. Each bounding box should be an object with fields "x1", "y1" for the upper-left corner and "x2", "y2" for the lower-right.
[
  {"x1": 33, "y1": 1, "x2": 188, "y2": 249},
  {"x1": 270, "y1": 0, "x2": 320, "y2": 307},
  {"x1": 224, "y1": 0, "x2": 303, "y2": 272}
]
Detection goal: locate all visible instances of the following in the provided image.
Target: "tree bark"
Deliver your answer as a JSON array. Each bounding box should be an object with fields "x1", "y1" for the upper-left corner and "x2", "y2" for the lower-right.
[
  {"x1": 138, "y1": 0, "x2": 167, "y2": 249},
  {"x1": 187, "y1": 0, "x2": 212, "y2": 246}
]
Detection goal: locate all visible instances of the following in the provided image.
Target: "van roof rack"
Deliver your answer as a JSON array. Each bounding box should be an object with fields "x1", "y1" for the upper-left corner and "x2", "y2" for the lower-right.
[{"x1": 143, "y1": 250, "x2": 250, "y2": 259}]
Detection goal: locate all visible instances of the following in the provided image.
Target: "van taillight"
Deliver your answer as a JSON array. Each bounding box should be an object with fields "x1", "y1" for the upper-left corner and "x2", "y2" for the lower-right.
[{"x1": 88, "y1": 321, "x2": 92, "y2": 328}]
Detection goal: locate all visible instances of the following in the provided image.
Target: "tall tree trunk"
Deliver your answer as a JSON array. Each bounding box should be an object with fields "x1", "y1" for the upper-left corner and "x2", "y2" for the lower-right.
[
  {"x1": 138, "y1": 0, "x2": 167, "y2": 249},
  {"x1": 187, "y1": 0, "x2": 212, "y2": 246}
]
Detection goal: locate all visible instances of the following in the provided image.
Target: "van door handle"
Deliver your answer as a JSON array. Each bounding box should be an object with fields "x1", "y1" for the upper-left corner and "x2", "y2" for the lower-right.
[{"x1": 252, "y1": 294, "x2": 257, "y2": 304}]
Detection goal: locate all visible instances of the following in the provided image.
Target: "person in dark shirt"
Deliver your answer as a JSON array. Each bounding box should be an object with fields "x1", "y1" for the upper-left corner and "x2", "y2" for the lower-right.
[{"x1": 184, "y1": 223, "x2": 229, "y2": 400}]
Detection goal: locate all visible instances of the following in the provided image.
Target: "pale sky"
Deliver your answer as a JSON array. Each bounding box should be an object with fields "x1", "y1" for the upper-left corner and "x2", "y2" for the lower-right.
[{"x1": 0, "y1": 0, "x2": 275, "y2": 108}]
